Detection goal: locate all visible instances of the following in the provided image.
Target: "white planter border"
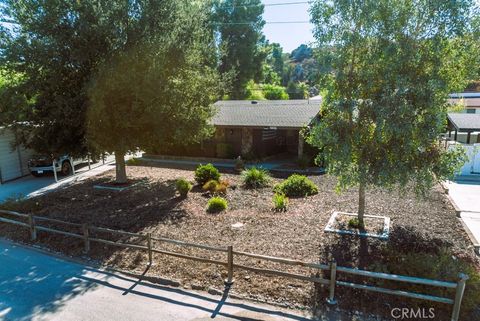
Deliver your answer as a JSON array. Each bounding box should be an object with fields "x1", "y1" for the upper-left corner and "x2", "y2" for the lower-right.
[
  {"x1": 93, "y1": 181, "x2": 143, "y2": 191},
  {"x1": 324, "y1": 211, "x2": 390, "y2": 240}
]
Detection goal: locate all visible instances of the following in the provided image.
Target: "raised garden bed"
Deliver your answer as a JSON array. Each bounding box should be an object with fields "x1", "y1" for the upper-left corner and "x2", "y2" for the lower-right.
[
  {"x1": 93, "y1": 179, "x2": 145, "y2": 191},
  {"x1": 324, "y1": 211, "x2": 390, "y2": 239}
]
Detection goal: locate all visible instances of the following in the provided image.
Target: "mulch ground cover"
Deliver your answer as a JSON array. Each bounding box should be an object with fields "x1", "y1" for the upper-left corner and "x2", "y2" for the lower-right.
[{"x1": 1, "y1": 165, "x2": 479, "y2": 320}]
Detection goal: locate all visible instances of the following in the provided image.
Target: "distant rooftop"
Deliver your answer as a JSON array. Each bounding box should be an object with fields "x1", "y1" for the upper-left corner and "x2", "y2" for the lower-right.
[
  {"x1": 212, "y1": 100, "x2": 321, "y2": 128},
  {"x1": 448, "y1": 113, "x2": 480, "y2": 132}
]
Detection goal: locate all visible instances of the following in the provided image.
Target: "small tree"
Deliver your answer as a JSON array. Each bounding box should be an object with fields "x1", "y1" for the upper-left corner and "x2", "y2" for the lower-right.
[
  {"x1": 309, "y1": 0, "x2": 477, "y2": 226},
  {"x1": 87, "y1": 11, "x2": 222, "y2": 183}
]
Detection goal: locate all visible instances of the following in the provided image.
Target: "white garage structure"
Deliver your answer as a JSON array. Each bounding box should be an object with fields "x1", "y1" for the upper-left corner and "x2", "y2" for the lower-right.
[{"x1": 0, "y1": 128, "x2": 33, "y2": 184}]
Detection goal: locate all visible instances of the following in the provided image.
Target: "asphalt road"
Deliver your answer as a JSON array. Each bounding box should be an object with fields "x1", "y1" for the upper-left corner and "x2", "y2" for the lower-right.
[{"x1": 0, "y1": 240, "x2": 312, "y2": 321}]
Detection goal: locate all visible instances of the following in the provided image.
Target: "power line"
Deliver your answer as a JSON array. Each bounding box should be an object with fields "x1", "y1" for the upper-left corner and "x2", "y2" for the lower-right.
[
  {"x1": 211, "y1": 20, "x2": 310, "y2": 24},
  {"x1": 219, "y1": 1, "x2": 312, "y2": 9}
]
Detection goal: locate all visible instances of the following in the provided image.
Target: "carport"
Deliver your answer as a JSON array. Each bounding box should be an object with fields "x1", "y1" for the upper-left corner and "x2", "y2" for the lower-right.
[{"x1": 447, "y1": 113, "x2": 480, "y2": 144}]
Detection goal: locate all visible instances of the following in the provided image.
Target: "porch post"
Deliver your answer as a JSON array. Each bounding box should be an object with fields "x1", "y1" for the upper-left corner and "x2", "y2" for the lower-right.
[
  {"x1": 241, "y1": 128, "x2": 253, "y2": 156},
  {"x1": 454, "y1": 130, "x2": 457, "y2": 141},
  {"x1": 298, "y1": 133, "x2": 304, "y2": 158},
  {"x1": 467, "y1": 131, "x2": 471, "y2": 144}
]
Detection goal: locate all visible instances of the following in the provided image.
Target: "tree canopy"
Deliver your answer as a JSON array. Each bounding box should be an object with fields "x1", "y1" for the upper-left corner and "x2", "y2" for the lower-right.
[
  {"x1": 213, "y1": 0, "x2": 266, "y2": 99},
  {"x1": 308, "y1": 0, "x2": 478, "y2": 225},
  {"x1": 87, "y1": 2, "x2": 222, "y2": 183}
]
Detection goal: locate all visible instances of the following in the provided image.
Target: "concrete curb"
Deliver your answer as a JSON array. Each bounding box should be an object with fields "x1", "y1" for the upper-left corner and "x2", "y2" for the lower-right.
[{"x1": 457, "y1": 215, "x2": 480, "y2": 255}]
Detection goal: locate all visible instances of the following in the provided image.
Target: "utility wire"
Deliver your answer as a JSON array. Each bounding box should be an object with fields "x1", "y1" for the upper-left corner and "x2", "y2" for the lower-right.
[
  {"x1": 219, "y1": 1, "x2": 312, "y2": 9},
  {"x1": 211, "y1": 21, "x2": 310, "y2": 24}
]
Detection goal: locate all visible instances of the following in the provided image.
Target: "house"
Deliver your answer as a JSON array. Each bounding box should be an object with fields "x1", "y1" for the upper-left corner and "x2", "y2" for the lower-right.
[
  {"x1": 445, "y1": 113, "x2": 480, "y2": 176},
  {"x1": 151, "y1": 99, "x2": 321, "y2": 160},
  {"x1": 0, "y1": 128, "x2": 33, "y2": 184},
  {"x1": 448, "y1": 92, "x2": 480, "y2": 114},
  {"x1": 210, "y1": 99, "x2": 320, "y2": 159}
]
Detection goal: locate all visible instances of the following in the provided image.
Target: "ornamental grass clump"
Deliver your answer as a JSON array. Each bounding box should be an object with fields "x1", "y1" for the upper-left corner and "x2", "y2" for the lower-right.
[
  {"x1": 202, "y1": 179, "x2": 229, "y2": 194},
  {"x1": 272, "y1": 193, "x2": 288, "y2": 212},
  {"x1": 175, "y1": 178, "x2": 192, "y2": 197},
  {"x1": 241, "y1": 167, "x2": 271, "y2": 189},
  {"x1": 206, "y1": 196, "x2": 228, "y2": 213},
  {"x1": 194, "y1": 164, "x2": 220, "y2": 185},
  {"x1": 274, "y1": 174, "x2": 318, "y2": 197}
]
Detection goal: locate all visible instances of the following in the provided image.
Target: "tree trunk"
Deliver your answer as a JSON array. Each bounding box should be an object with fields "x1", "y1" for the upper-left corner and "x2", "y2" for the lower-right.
[
  {"x1": 115, "y1": 151, "x2": 127, "y2": 184},
  {"x1": 358, "y1": 182, "x2": 366, "y2": 228}
]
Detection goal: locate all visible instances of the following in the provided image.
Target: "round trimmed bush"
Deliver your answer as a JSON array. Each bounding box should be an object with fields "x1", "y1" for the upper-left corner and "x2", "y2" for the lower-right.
[
  {"x1": 241, "y1": 167, "x2": 271, "y2": 188},
  {"x1": 272, "y1": 193, "x2": 288, "y2": 212},
  {"x1": 274, "y1": 174, "x2": 318, "y2": 197},
  {"x1": 195, "y1": 163, "x2": 220, "y2": 185},
  {"x1": 175, "y1": 178, "x2": 192, "y2": 197},
  {"x1": 206, "y1": 196, "x2": 228, "y2": 213}
]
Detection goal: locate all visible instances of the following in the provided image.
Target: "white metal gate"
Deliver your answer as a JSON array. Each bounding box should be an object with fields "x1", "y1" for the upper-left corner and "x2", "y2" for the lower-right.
[{"x1": 472, "y1": 144, "x2": 480, "y2": 174}]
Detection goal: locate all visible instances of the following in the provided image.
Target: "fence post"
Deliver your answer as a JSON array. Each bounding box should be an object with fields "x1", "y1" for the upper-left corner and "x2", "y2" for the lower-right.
[
  {"x1": 28, "y1": 214, "x2": 37, "y2": 241},
  {"x1": 451, "y1": 273, "x2": 469, "y2": 321},
  {"x1": 225, "y1": 245, "x2": 234, "y2": 287},
  {"x1": 70, "y1": 158, "x2": 76, "y2": 175},
  {"x1": 147, "y1": 233, "x2": 153, "y2": 266},
  {"x1": 87, "y1": 153, "x2": 91, "y2": 170},
  {"x1": 52, "y1": 160, "x2": 58, "y2": 182},
  {"x1": 326, "y1": 259, "x2": 337, "y2": 305},
  {"x1": 82, "y1": 224, "x2": 90, "y2": 254}
]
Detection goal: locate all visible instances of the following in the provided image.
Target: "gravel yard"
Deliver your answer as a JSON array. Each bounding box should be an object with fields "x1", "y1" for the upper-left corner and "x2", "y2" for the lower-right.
[{"x1": 0, "y1": 165, "x2": 478, "y2": 320}]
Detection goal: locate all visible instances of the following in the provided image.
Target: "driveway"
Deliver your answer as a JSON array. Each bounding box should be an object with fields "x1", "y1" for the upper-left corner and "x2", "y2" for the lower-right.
[
  {"x1": 0, "y1": 240, "x2": 312, "y2": 321},
  {"x1": 0, "y1": 154, "x2": 141, "y2": 203},
  {"x1": 445, "y1": 179, "x2": 480, "y2": 253}
]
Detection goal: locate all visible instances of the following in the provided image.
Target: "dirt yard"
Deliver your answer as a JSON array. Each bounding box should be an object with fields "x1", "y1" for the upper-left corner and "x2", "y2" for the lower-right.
[{"x1": 1, "y1": 165, "x2": 479, "y2": 320}]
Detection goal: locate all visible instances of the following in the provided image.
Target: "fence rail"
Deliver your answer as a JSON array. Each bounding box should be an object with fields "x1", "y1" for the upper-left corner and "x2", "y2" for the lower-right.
[{"x1": 0, "y1": 209, "x2": 468, "y2": 321}]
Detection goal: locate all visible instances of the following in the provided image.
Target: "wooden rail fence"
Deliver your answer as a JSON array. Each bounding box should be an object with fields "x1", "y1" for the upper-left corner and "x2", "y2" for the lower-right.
[{"x1": 0, "y1": 209, "x2": 469, "y2": 321}]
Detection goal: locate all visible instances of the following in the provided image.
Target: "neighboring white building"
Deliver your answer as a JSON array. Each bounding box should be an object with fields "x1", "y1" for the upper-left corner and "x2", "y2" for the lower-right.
[
  {"x1": 446, "y1": 113, "x2": 480, "y2": 176},
  {"x1": 448, "y1": 92, "x2": 480, "y2": 114},
  {"x1": 0, "y1": 128, "x2": 33, "y2": 183}
]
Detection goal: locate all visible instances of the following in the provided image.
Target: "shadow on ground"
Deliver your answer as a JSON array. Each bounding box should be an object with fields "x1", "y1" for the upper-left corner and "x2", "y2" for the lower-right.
[
  {"x1": 311, "y1": 226, "x2": 480, "y2": 321},
  {"x1": 0, "y1": 240, "x2": 312, "y2": 321}
]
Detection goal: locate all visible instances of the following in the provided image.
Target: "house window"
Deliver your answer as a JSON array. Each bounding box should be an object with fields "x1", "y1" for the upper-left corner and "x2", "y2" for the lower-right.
[{"x1": 466, "y1": 109, "x2": 476, "y2": 114}]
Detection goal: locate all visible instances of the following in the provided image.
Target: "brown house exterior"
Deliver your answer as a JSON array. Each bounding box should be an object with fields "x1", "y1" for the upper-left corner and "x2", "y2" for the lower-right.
[
  {"x1": 151, "y1": 99, "x2": 321, "y2": 160},
  {"x1": 208, "y1": 99, "x2": 321, "y2": 159}
]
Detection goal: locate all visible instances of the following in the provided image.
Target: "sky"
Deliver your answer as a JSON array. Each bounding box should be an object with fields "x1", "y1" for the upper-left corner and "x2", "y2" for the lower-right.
[{"x1": 261, "y1": 0, "x2": 315, "y2": 53}]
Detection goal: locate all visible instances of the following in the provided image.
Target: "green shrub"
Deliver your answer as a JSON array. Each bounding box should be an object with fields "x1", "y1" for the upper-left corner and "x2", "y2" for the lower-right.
[
  {"x1": 263, "y1": 84, "x2": 289, "y2": 100},
  {"x1": 194, "y1": 163, "x2": 220, "y2": 185},
  {"x1": 203, "y1": 179, "x2": 229, "y2": 194},
  {"x1": 274, "y1": 174, "x2": 318, "y2": 197},
  {"x1": 175, "y1": 178, "x2": 192, "y2": 197},
  {"x1": 347, "y1": 217, "x2": 364, "y2": 229},
  {"x1": 272, "y1": 193, "x2": 288, "y2": 212},
  {"x1": 203, "y1": 179, "x2": 218, "y2": 193},
  {"x1": 241, "y1": 167, "x2": 271, "y2": 188},
  {"x1": 206, "y1": 196, "x2": 228, "y2": 213},
  {"x1": 245, "y1": 80, "x2": 265, "y2": 100}
]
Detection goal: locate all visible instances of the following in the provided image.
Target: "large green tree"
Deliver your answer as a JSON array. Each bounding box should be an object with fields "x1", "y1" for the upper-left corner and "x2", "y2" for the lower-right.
[
  {"x1": 0, "y1": 0, "x2": 121, "y2": 156},
  {"x1": 0, "y1": 0, "x2": 182, "y2": 156},
  {"x1": 88, "y1": 3, "x2": 222, "y2": 184},
  {"x1": 309, "y1": 0, "x2": 478, "y2": 226},
  {"x1": 213, "y1": 0, "x2": 266, "y2": 99}
]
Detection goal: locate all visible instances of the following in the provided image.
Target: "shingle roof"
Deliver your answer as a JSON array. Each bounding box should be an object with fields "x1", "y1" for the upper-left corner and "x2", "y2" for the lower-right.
[
  {"x1": 212, "y1": 100, "x2": 321, "y2": 128},
  {"x1": 448, "y1": 113, "x2": 480, "y2": 131}
]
